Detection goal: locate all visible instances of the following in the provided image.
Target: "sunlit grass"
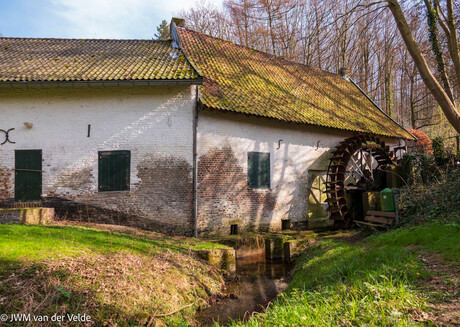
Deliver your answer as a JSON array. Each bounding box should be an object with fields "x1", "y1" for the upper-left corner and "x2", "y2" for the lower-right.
[
  {"x1": 233, "y1": 217, "x2": 459, "y2": 326},
  {"x1": 0, "y1": 224, "x2": 226, "y2": 261}
]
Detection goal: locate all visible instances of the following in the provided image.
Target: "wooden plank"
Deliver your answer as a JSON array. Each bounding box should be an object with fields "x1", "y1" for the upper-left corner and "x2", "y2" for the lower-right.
[
  {"x1": 367, "y1": 210, "x2": 396, "y2": 217},
  {"x1": 355, "y1": 221, "x2": 389, "y2": 230},
  {"x1": 365, "y1": 215, "x2": 394, "y2": 225},
  {"x1": 356, "y1": 221, "x2": 382, "y2": 228}
]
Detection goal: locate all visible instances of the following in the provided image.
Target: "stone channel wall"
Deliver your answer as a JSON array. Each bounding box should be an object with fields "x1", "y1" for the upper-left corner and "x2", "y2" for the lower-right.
[{"x1": 0, "y1": 207, "x2": 54, "y2": 224}]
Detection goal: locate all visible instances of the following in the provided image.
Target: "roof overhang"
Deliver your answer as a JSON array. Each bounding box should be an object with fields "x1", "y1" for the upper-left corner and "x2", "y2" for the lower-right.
[
  {"x1": 197, "y1": 99, "x2": 415, "y2": 141},
  {"x1": 0, "y1": 79, "x2": 203, "y2": 88}
]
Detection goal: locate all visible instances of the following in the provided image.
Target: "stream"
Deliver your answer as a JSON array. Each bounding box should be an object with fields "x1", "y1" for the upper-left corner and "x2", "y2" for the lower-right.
[{"x1": 197, "y1": 251, "x2": 295, "y2": 326}]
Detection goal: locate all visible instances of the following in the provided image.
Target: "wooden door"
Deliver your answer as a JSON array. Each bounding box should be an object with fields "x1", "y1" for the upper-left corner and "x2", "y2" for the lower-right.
[{"x1": 15, "y1": 150, "x2": 42, "y2": 202}]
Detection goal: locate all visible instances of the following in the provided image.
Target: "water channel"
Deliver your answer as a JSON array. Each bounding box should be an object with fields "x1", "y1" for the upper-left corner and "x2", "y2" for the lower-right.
[{"x1": 197, "y1": 251, "x2": 295, "y2": 326}]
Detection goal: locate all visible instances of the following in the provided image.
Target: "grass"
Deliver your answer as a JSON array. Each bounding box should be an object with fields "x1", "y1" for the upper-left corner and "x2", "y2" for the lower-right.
[
  {"x1": 0, "y1": 224, "x2": 228, "y2": 260},
  {"x1": 0, "y1": 223, "x2": 228, "y2": 326},
  {"x1": 231, "y1": 216, "x2": 460, "y2": 326},
  {"x1": 369, "y1": 221, "x2": 460, "y2": 261}
]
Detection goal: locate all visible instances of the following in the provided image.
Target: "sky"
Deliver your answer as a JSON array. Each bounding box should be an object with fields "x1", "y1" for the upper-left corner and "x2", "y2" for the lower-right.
[{"x1": 0, "y1": 0, "x2": 221, "y2": 39}]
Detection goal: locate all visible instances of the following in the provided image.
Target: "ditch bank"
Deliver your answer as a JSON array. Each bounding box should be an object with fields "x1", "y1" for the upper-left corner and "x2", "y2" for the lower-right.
[{"x1": 195, "y1": 232, "x2": 316, "y2": 326}]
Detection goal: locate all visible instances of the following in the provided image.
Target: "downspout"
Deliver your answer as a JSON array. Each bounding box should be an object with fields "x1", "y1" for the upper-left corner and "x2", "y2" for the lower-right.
[
  {"x1": 193, "y1": 86, "x2": 199, "y2": 237},
  {"x1": 170, "y1": 18, "x2": 203, "y2": 237}
]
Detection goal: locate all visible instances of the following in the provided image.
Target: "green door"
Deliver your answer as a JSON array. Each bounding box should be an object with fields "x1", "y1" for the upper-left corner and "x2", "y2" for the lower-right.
[{"x1": 15, "y1": 150, "x2": 42, "y2": 202}]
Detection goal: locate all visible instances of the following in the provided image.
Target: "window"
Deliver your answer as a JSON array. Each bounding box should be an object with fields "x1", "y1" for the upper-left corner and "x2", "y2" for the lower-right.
[
  {"x1": 98, "y1": 150, "x2": 130, "y2": 192},
  {"x1": 247, "y1": 152, "x2": 270, "y2": 188}
]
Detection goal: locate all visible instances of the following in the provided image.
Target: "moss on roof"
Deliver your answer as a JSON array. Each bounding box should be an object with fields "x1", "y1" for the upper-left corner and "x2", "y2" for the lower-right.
[
  {"x1": 0, "y1": 37, "x2": 200, "y2": 82},
  {"x1": 176, "y1": 27, "x2": 413, "y2": 139}
]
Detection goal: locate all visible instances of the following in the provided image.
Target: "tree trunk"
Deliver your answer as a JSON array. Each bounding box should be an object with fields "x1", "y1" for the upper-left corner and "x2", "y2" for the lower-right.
[
  {"x1": 386, "y1": 0, "x2": 460, "y2": 134},
  {"x1": 424, "y1": 0, "x2": 454, "y2": 102}
]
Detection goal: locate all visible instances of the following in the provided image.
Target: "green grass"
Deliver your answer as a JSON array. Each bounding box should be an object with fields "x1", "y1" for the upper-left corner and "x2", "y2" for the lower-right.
[
  {"x1": 0, "y1": 224, "x2": 227, "y2": 261},
  {"x1": 368, "y1": 221, "x2": 460, "y2": 261},
  {"x1": 232, "y1": 217, "x2": 460, "y2": 326},
  {"x1": 0, "y1": 224, "x2": 228, "y2": 326}
]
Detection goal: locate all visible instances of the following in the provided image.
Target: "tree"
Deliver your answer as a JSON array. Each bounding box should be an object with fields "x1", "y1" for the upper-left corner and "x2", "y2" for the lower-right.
[
  {"x1": 176, "y1": 0, "x2": 460, "y2": 134},
  {"x1": 155, "y1": 20, "x2": 170, "y2": 40},
  {"x1": 177, "y1": 0, "x2": 233, "y2": 39},
  {"x1": 386, "y1": 0, "x2": 460, "y2": 133}
]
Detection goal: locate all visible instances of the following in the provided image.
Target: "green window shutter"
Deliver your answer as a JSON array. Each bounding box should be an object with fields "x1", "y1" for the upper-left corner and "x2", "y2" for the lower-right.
[
  {"x1": 15, "y1": 150, "x2": 42, "y2": 201},
  {"x1": 248, "y1": 152, "x2": 270, "y2": 188},
  {"x1": 98, "y1": 151, "x2": 130, "y2": 192},
  {"x1": 248, "y1": 152, "x2": 257, "y2": 188},
  {"x1": 258, "y1": 153, "x2": 270, "y2": 188}
]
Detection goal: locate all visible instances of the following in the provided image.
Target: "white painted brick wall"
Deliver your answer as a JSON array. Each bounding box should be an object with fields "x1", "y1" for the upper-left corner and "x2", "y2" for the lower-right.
[
  {"x1": 0, "y1": 84, "x2": 401, "y2": 235},
  {"x1": 0, "y1": 85, "x2": 196, "y2": 232},
  {"x1": 196, "y1": 110, "x2": 399, "y2": 233}
]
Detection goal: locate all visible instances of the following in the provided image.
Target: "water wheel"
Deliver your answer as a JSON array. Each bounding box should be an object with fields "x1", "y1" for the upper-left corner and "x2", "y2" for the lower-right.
[{"x1": 326, "y1": 134, "x2": 397, "y2": 228}]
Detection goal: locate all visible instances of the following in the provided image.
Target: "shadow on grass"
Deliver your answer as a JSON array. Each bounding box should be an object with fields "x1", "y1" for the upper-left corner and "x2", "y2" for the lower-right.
[
  {"x1": 0, "y1": 253, "x2": 199, "y2": 327},
  {"x1": 0, "y1": 257, "x2": 138, "y2": 327}
]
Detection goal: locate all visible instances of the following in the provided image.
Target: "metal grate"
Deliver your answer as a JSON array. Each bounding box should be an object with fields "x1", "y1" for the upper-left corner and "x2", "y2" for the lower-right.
[
  {"x1": 281, "y1": 219, "x2": 291, "y2": 230},
  {"x1": 230, "y1": 224, "x2": 238, "y2": 235},
  {"x1": 14, "y1": 201, "x2": 43, "y2": 208}
]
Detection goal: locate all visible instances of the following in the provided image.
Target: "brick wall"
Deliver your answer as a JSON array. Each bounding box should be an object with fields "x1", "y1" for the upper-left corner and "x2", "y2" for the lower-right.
[
  {"x1": 0, "y1": 166, "x2": 13, "y2": 199},
  {"x1": 0, "y1": 85, "x2": 196, "y2": 234},
  {"x1": 0, "y1": 84, "x2": 403, "y2": 236},
  {"x1": 0, "y1": 209, "x2": 20, "y2": 223}
]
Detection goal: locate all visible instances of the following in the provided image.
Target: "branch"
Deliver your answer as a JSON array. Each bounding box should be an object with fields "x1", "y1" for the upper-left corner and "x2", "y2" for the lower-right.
[
  {"x1": 434, "y1": 0, "x2": 450, "y2": 36},
  {"x1": 386, "y1": 0, "x2": 460, "y2": 133},
  {"x1": 154, "y1": 303, "x2": 193, "y2": 318},
  {"x1": 416, "y1": 121, "x2": 441, "y2": 129},
  {"x1": 425, "y1": 0, "x2": 455, "y2": 101},
  {"x1": 446, "y1": 0, "x2": 460, "y2": 92}
]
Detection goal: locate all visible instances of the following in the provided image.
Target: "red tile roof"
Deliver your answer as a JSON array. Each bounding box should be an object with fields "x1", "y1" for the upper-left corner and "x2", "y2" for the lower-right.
[{"x1": 176, "y1": 27, "x2": 413, "y2": 139}]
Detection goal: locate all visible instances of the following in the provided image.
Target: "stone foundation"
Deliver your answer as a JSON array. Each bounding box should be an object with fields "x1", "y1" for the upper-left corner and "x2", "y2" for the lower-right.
[{"x1": 0, "y1": 207, "x2": 54, "y2": 224}]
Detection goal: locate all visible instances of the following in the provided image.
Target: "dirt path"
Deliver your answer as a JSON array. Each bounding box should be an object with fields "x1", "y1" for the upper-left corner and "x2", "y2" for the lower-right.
[
  {"x1": 416, "y1": 252, "x2": 460, "y2": 326},
  {"x1": 332, "y1": 231, "x2": 459, "y2": 326}
]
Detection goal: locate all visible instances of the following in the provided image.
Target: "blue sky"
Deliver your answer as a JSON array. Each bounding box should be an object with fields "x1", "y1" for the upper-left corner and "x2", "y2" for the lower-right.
[{"x1": 0, "y1": 0, "x2": 221, "y2": 39}]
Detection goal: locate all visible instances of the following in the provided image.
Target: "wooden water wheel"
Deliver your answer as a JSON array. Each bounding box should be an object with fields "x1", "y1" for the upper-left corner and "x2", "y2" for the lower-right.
[{"x1": 326, "y1": 134, "x2": 397, "y2": 228}]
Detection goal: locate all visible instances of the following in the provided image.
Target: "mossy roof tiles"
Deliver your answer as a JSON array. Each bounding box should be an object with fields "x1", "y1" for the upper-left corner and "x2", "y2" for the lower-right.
[
  {"x1": 0, "y1": 37, "x2": 200, "y2": 82},
  {"x1": 176, "y1": 27, "x2": 413, "y2": 139}
]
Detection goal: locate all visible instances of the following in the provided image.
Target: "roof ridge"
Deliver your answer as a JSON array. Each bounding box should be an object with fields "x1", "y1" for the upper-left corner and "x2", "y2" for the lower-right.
[{"x1": 0, "y1": 36, "x2": 170, "y2": 43}]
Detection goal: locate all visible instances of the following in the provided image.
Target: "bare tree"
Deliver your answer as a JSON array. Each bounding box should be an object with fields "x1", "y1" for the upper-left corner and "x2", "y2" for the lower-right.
[
  {"x1": 177, "y1": 0, "x2": 233, "y2": 40},
  {"x1": 175, "y1": 0, "x2": 460, "y2": 134},
  {"x1": 386, "y1": 0, "x2": 460, "y2": 133}
]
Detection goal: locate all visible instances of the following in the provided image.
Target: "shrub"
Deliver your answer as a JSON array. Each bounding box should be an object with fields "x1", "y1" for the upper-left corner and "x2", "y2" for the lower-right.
[
  {"x1": 398, "y1": 169, "x2": 460, "y2": 225},
  {"x1": 432, "y1": 137, "x2": 444, "y2": 158},
  {"x1": 407, "y1": 129, "x2": 433, "y2": 155},
  {"x1": 398, "y1": 152, "x2": 439, "y2": 185}
]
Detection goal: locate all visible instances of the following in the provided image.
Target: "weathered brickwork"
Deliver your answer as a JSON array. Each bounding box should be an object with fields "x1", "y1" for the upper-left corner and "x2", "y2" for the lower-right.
[
  {"x1": 47, "y1": 155, "x2": 194, "y2": 234},
  {"x1": 197, "y1": 146, "x2": 275, "y2": 234},
  {"x1": 196, "y1": 110, "x2": 373, "y2": 235},
  {"x1": 0, "y1": 167, "x2": 13, "y2": 199},
  {"x1": 0, "y1": 84, "x2": 403, "y2": 236},
  {"x1": 0, "y1": 85, "x2": 196, "y2": 234},
  {"x1": 0, "y1": 207, "x2": 54, "y2": 224},
  {"x1": 0, "y1": 209, "x2": 20, "y2": 223}
]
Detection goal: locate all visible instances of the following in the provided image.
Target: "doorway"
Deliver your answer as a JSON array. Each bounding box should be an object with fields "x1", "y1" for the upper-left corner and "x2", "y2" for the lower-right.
[{"x1": 15, "y1": 150, "x2": 42, "y2": 202}]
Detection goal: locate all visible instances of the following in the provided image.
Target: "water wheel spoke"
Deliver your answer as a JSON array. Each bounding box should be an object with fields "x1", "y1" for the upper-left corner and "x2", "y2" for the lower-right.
[{"x1": 326, "y1": 134, "x2": 397, "y2": 227}]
